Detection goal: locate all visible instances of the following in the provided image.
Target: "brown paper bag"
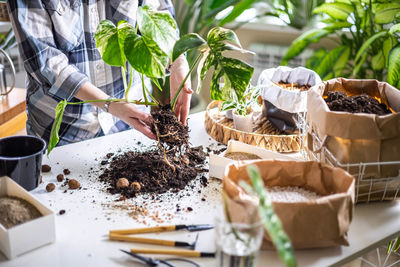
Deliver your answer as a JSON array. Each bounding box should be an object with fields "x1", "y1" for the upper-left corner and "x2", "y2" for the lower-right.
[
  {"x1": 306, "y1": 78, "x2": 400, "y2": 201},
  {"x1": 223, "y1": 160, "x2": 355, "y2": 249}
]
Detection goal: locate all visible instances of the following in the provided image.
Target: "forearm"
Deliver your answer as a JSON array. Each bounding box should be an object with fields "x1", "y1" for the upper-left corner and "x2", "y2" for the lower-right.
[{"x1": 74, "y1": 81, "x2": 110, "y2": 110}]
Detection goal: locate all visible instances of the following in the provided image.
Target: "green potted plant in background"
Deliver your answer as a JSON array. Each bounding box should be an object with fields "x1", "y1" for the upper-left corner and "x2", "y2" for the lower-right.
[
  {"x1": 219, "y1": 85, "x2": 260, "y2": 132},
  {"x1": 281, "y1": 0, "x2": 400, "y2": 87}
]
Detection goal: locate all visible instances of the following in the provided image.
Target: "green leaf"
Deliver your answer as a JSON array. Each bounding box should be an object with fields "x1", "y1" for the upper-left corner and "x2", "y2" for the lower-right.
[
  {"x1": 334, "y1": 46, "x2": 351, "y2": 76},
  {"x1": 383, "y1": 37, "x2": 396, "y2": 67},
  {"x1": 95, "y1": 20, "x2": 134, "y2": 68},
  {"x1": 324, "y1": 21, "x2": 352, "y2": 31},
  {"x1": 313, "y1": 3, "x2": 354, "y2": 20},
  {"x1": 282, "y1": 29, "x2": 330, "y2": 65},
  {"x1": 353, "y1": 53, "x2": 368, "y2": 77},
  {"x1": 387, "y1": 45, "x2": 400, "y2": 88},
  {"x1": 47, "y1": 100, "x2": 68, "y2": 156},
  {"x1": 389, "y1": 23, "x2": 400, "y2": 35},
  {"x1": 375, "y1": 3, "x2": 400, "y2": 24},
  {"x1": 315, "y1": 46, "x2": 347, "y2": 79},
  {"x1": 306, "y1": 48, "x2": 326, "y2": 70},
  {"x1": 244, "y1": 165, "x2": 297, "y2": 267},
  {"x1": 137, "y1": 6, "x2": 178, "y2": 58},
  {"x1": 172, "y1": 33, "x2": 206, "y2": 62},
  {"x1": 207, "y1": 27, "x2": 241, "y2": 49},
  {"x1": 124, "y1": 32, "x2": 168, "y2": 78},
  {"x1": 372, "y1": 50, "x2": 385, "y2": 70},
  {"x1": 220, "y1": 100, "x2": 237, "y2": 111},
  {"x1": 195, "y1": 51, "x2": 214, "y2": 93},
  {"x1": 354, "y1": 31, "x2": 387, "y2": 64},
  {"x1": 218, "y1": 0, "x2": 258, "y2": 26},
  {"x1": 210, "y1": 56, "x2": 254, "y2": 101}
]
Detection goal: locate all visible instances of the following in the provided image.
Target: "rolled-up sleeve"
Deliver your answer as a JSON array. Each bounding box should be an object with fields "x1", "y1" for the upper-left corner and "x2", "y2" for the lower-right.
[{"x1": 7, "y1": 0, "x2": 88, "y2": 101}]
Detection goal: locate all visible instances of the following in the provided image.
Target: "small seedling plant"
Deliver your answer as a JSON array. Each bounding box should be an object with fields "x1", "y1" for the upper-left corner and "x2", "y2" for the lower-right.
[
  {"x1": 219, "y1": 85, "x2": 260, "y2": 117},
  {"x1": 48, "y1": 5, "x2": 254, "y2": 157}
]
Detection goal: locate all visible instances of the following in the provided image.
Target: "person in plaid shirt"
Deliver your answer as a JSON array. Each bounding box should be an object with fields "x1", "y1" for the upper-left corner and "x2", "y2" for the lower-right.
[{"x1": 7, "y1": 0, "x2": 192, "y2": 145}]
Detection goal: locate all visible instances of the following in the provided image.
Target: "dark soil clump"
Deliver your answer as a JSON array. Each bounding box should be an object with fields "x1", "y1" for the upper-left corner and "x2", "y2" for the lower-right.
[
  {"x1": 99, "y1": 146, "x2": 206, "y2": 198},
  {"x1": 151, "y1": 105, "x2": 189, "y2": 149},
  {"x1": 99, "y1": 105, "x2": 207, "y2": 198},
  {"x1": 325, "y1": 91, "x2": 392, "y2": 115}
]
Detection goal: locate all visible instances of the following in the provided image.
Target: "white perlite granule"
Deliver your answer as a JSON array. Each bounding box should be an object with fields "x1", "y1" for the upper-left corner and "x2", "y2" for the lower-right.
[{"x1": 266, "y1": 186, "x2": 321, "y2": 202}]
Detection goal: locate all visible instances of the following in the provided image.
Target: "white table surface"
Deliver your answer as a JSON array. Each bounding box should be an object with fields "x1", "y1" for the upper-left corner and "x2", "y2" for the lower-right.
[{"x1": 1, "y1": 111, "x2": 400, "y2": 267}]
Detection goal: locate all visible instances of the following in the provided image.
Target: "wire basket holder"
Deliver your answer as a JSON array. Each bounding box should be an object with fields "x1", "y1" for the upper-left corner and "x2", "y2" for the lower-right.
[{"x1": 296, "y1": 112, "x2": 400, "y2": 203}]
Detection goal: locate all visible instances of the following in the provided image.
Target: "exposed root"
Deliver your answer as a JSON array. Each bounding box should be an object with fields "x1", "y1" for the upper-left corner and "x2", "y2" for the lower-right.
[{"x1": 153, "y1": 121, "x2": 175, "y2": 172}]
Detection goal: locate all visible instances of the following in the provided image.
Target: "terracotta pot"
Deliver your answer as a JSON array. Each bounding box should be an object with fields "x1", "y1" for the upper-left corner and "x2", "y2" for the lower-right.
[{"x1": 232, "y1": 110, "x2": 253, "y2": 132}]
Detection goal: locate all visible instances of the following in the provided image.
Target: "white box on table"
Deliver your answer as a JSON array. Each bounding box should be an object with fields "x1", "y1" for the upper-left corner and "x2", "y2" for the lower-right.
[
  {"x1": 209, "y1": 140, "x2": 297, "y2": 179},
  {"x1": 0, "y1": 176, "x2": 56, "y2": 259}
]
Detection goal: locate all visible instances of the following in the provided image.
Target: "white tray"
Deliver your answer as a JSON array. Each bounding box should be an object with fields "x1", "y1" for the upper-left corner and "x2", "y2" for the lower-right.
[{"x1": 0, "y1": 176, "x2": 56, "y2": 259}]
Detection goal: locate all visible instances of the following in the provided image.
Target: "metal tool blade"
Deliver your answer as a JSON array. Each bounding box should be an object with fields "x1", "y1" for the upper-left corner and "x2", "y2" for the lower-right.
[{"x1": 175, "y1": 224, "x2": 214, "y2": 232}]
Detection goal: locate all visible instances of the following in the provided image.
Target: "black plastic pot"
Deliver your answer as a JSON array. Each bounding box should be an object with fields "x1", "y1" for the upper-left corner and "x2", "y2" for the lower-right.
[
  {"x1": 262, "y1": 100, "x2": 298, "y2": 134},
  {"x1": 0, "y1": 135, "x2": 46, "y2": 191}
]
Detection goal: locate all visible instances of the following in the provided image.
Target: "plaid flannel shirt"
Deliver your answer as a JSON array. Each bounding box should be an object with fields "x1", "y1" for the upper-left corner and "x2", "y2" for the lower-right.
[{"x1": 7, "y1": 0, "x2": 175, "y2": 145}]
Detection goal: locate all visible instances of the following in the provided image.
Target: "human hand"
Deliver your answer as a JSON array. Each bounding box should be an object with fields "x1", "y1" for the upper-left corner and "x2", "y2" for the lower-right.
[
  {"x1": 170, "y1": 55, "x2": 192, "y2": 125},
  {"x1": 109, "y1": 102, "x2": 156, "y2": 140}
]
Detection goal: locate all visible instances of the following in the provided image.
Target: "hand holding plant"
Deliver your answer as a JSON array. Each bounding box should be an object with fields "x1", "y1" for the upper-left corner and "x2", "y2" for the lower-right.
[{"x1": 48, "y1": 5, "x2": 254, "y2": 155}]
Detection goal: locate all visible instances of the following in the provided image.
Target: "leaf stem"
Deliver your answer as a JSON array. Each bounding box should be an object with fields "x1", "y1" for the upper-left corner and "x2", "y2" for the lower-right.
[
  {"x1": 122, "y1": 67, "x2": 129, "y2": 100},
  {"x1": 127, "y1": 66, "x2": 133, "y2": 93},
  {"x1": 141, "y1": 73, "x2": 149, "y2": 106},
  {"x1": 66, "y1": 99, "x2": 157, "y2": 106},
  {"x1": 171, "y1": 53, "x2": 202, "y2": 111}
]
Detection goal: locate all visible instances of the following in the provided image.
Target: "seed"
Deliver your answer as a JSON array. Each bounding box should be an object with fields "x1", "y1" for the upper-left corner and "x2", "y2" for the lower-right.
[
  {"x1": 130, "y1": 181, "x2": 141, "y2": 191},
  {"x1": 68, "y1": 179, "x2": 80, "y2": 189},
  {"x1": 46, "y1": 183, "x2": 55, "y2": 192},
  {"x1": 42, "y1": 164, "x2": 51, "y2": 172},
  {"x1": 116, "y1": 178, "x2": 129, "y2": 189},
  {"x1": 57, "y1": 174, "x2": 64, "y2": 182}
]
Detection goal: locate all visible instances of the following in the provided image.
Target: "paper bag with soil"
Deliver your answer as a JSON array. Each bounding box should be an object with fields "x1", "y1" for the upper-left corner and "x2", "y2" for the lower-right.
[
  {"x1": 257, "y1": 66, "x2": 321, "y2": 134},
  {"x1": 307, "y1": 78, "x2": 400, "y2": 184},
  {"x1": 223, "y1": 160, "x2": 355, "y2": 249}
]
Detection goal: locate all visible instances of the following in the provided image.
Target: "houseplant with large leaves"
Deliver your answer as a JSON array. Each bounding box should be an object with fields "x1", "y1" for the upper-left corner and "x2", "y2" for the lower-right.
[
  {"x1": 48, "y1": 6, "x2": 254, "y2": 155},
  {"x1": 281, "y1": 0, "x2": 400, "y2": 88}
]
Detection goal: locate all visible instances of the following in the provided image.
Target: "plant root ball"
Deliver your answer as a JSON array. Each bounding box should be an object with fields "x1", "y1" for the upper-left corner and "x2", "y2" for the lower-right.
[
  {"x1": 130, "y1": 181, "x2": 141, "y2": 191},
  {"x1": 46, "y1": 183, "x2": 55, "y2": 192},
  {"x1": 117, "y1": 178, "x2": 129, "y2": 189},
  {"x1": 68, "y1": 179, "x2": 80, "y2": 190}
]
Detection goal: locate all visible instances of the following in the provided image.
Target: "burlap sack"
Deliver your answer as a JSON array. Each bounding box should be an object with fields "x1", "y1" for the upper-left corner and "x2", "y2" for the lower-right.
[
  {"x1": 307, "y1": 78, "x2": 400, "y2": 181},
  {"x1": 223, "y1": 160, "x2": 355, "y2": 249}
]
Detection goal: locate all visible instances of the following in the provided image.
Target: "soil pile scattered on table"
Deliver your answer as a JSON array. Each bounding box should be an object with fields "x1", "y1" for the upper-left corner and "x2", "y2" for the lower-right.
[
  {"x1": 99, "y1": 106, "x2": 207, "y2": 198},
  {"x1": 0, "y1": 196, "x2": 41, "y2": 229},
  {"x1": 99, "y1": 146, "x2": 207, "y2": 197},
  {"x1": 325, "y1": 91, "x2": 392, "y2": 115}
]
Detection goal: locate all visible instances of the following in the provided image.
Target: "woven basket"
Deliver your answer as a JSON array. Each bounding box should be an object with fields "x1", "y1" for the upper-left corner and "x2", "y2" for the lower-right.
[
  {"x1": 205, "y1": 101, "x2": 301, "y2": 153},
  {"x1": 0, "y1": 2, "x2": 9, "y2": 22}
]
